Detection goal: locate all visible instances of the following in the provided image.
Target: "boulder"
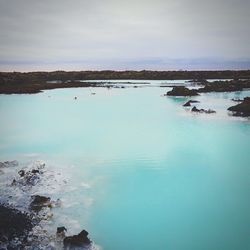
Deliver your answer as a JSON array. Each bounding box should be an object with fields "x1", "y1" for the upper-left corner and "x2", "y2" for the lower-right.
[
  {"x1": 191, "y1": 106, "x2": 216, "y2": 114},
  {"x1": 183, "y1": 100, "x2": 200, "y2": 107},
  {"x1": 228, "y1": 97, "x2": 250, "y2": 117},
  {"x1": 57, "y1": 227, "x2": 67, "y2": 234},
  {"x1": 56, "y1": 226, "x2": 67, "y2": 238},
  {"x1": 63, "y1": 230, "x2": 91, "y2": 248},
  {"x1": 29, "y1": 195, "x2": 51, "y2": 212},
  {"x1": 191, "y1": 106, "x2": 200, "y2": 112},
  {"x1": 18, "y1": 170, "x2": 25, "y2": 177},
  {"x1": 166, "y1": 86, "x2": 199, "y2": 96}
]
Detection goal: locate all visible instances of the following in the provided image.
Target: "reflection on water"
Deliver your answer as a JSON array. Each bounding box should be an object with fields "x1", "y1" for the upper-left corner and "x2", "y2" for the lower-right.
[{"x1": 0, "y1": 82, "x2": 250, "y2": 250}]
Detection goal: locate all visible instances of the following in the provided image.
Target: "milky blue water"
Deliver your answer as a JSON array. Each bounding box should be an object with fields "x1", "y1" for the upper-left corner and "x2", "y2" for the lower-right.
[{"x1": 0, "y1": 83, "x2": 250, "y2": 250}]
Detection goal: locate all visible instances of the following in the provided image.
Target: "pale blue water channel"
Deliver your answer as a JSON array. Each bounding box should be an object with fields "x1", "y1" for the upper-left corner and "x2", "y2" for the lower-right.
[{"x1": 0, "y1": 81, "x2": 249, "y2": 250}]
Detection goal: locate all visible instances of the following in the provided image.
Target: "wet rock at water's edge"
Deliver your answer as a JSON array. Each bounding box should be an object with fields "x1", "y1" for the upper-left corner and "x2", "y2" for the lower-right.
[
  {"x1": 166, "y1": 86, "x2": 199, "y2": 96},
  {"x1": 29, "y1": 195, "x2": 51, "y2": 212},
  {"x1": 0, "y1": 205, "x2": 34, "y2": 249},
  {"x1": 191, "y1": 106, "x2": 216, "y2": 114},
  {"x1": 228, "y1": 97, "x2": 250, "y2": 117},
  {"x1": 183, "y1": 100, "x2": 200, "y2": 107},
  {"x1": 63, "y1": 230, "x2": 92, "y2": 248}
]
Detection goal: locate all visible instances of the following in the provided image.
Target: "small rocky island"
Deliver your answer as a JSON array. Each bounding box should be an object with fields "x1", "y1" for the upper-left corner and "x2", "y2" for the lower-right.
[
  {"x1": 166, "y1": 86, "x2": 199, "y2": 96},
  {"x1": 228, "y1": 97, "x2": 250, "y2": 117}
]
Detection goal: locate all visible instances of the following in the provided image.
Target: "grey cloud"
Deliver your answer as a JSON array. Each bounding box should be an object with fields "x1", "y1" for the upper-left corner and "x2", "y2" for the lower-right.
[{"x1": 0, "y1": 0, "x2": 249, "y2": 70}]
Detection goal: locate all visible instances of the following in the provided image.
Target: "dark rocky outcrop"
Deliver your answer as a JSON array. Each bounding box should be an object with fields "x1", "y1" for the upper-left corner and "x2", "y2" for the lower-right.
[
  {"x1": 183, "y1": 100, "x2": 200, "y2": 107},
  {"x1": 0, "y1": 160, "x2": 96, "y2": 249},
  {"x1": 1, "y1": 71, "x2": 250, "y2": 94},
  {"x1": 57, "y1": 227, "x2": 67, "y2": 234},
  {"x1": 166, "y1": 86, "x2": 199, "y2": 96},
  {"x1": 18, "y1": 169, "x2": 25, "y2": 177},
  {"x1": 0, "y1": 205, "x2": 34, "y2": 248},
  {"x1": 228, "y1": 97, "x2": 250, "y2": 117},
  {"x1": 63, "y1": 230, "x2": 91, "y2": 248},
  {"x1": 29, "y1": 195, "x2": 51, "y2": 212},
  {"x1": 191, "y1": 106, "x2": 216, "y2": 114},
  {"x1": 198, "y1": 80, "x2": 250, "y2": 93},
  {"x1": 56, "y1": 227, "x2": 67, "y2": 238}
]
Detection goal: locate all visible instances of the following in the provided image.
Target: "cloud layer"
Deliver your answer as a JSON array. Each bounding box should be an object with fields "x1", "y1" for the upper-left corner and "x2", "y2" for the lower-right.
[{"x1": 0, "y1": 0, "x2": 250, "y2": 71}]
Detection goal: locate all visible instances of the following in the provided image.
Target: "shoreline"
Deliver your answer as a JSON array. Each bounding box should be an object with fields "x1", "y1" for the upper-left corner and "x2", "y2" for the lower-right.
[
  {"x1": 1, "y1": 70, "x2": 250, "y2": 94},
  {"x1": 0, "y1": 160, "x2": 97, "y2": 249}
]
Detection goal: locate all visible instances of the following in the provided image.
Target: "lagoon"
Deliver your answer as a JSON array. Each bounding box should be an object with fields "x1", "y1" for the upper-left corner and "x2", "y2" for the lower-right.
[{"x1": 0, "y1": 82, "x2": 250, "y2": 250}]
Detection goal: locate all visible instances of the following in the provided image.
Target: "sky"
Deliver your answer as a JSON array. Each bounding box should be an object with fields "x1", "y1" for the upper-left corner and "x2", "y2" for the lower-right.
[{"x1": 0, "y1": 0, "x2": 250, "y2": 71}]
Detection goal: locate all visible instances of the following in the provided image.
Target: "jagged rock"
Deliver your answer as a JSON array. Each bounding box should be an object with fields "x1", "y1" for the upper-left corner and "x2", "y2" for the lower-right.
[
  {"x1": 63, "y1": 230, "x2": 91, "y2": 248},
  {"x1": 0, "y1": 205, "x2": 33, "y2": 245},
  {"x1": 191, "y1": 106, "x2": 216, "y2": 114},
  {"x1": 57, "y1": 227, "x2": 67, "y2": 234},
  {"x1": 31, "y1": 169, "x2": 39, "y2": 174},
  {"x1": 183, "y1": 100, "x2": 200, "y2": 107},
  {"x1": 204, "y1": 109, "x2": 215, "y2": 114},
  {"x1": 56, "y1": 227, "x2": 67, "y2": 238},
  {"x1": 30, "y1": 195, "x2": 51, "y2": 212},
  {"x1": 18, "y1": 170, "x2": 25, "y2": 177},
  {"x1": 166, "y1": 86, "x2": 199, "y2": 96},
  {"x1": 198, "y1": 80, "x2": 250, "y2": 93},
  {"x1": 191, "y1": 106, "x2": 200, "y2": 112},
  {"x1": 228, "y1": 97, "x2": 250, "y2": 117}
]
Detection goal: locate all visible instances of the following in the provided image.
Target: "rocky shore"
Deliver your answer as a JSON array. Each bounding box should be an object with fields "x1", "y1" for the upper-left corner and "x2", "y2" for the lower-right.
[
  {"x1": 165, "y1": 80, "x2": 250, "y2": 96},
  {"x1": 228, "y1": 97, "x2": 250, "y2": 117},
  {"x1": 0, "y1": 160, "x2": 96, "y2": 249},
  {"x1": 0, "y1": 81, "x2": 99, "y2": 94},
  {"x1": 0, "y1": 204, "x2": 34, "y2": 249},
  {"x1": 0, "y1": 70, "x2": 250, "y2": 94}
]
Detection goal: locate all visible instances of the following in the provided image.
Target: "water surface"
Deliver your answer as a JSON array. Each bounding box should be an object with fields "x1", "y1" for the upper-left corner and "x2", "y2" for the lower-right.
[{"x1": 0, "y1": 83, "x2": 249, "y2": 250}]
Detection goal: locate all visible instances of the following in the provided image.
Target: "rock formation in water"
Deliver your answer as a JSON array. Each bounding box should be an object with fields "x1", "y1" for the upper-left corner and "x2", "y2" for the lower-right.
[
  {"x1": 183, "y1": 100, "x2": 200, "y2": 106},
  {"x1": 166, "y1": 86, "x2": 199, "y2": 96},
  {"x1": 29, "y1": 195, "x2": 52, "y2": 212},
  {"x1": 228, "y1": 97, "x2": 250, "y2": 117},
  {"x1": 63, "y1": 229, "x2": 92, "y2": 248},
  {"x1": 0, "y1": 205, "x2": 34, "y2": 249},
  {"x1": 191, "y1": 106, "x2": 216, "y2": 114},
  {"x1": 197, "y1": 80, "x2": 250, "y2": 93}
]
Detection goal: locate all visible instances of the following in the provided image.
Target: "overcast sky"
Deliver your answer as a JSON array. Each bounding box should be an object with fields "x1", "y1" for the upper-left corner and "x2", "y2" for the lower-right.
[{"x1": 0, "y1": 0, "x2": 250, "y2": 71}]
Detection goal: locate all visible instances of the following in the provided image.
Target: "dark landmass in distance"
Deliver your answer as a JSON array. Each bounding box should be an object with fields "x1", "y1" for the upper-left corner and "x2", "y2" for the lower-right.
[{"x1": 1, "y1": 70, "x2": 250, "y2": 94}]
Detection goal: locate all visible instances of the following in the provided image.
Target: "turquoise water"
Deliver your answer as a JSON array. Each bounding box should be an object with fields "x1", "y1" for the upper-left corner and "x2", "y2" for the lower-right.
[{"x1": 0, "y1": 85, "x2": 250, "y2": 250}]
